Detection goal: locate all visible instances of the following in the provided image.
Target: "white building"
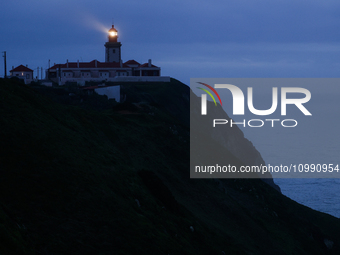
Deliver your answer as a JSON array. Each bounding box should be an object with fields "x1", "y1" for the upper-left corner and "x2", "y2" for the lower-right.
[
  {"x1": 9, "y1": 65, "x2": 34, "y2": 84},
  {"x1": 47, "y1": 25, "x2": 169, "y2": 85},
  {"x1": 82, "y1": 84, "x2": 121, "y2": 102},
  {"x1": 105, "y1": 25, "x2": 122, "y2": 63}
]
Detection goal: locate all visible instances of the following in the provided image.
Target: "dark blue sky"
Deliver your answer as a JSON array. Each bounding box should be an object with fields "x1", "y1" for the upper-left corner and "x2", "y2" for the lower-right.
[{"x1": 1, "y1": 0, "x2": 340, "y2": 84}]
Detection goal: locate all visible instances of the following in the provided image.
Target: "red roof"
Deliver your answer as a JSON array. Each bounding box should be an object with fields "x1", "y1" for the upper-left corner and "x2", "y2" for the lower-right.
[
  {"x1": 124, "y1": 60, "x2": 140, "y2": 66},
  {"x1": 139, "y1": 63, "x2": 159, "y2": 68},
  {"x1": 49, "y1": 60, "x2": 130, "y2": 70},
  {"x1": 10, "y1": 65, "x2": 33, "y2": 72},
  {"x1": 48, "y1": 60, "x2": 160, "y2": 71}
]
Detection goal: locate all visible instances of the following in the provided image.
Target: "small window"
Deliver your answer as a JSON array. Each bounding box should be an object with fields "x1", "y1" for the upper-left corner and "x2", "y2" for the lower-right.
[
  {"x1": 63, "y1": 73, "x2": 66, "y2": 77},
  {"x1": 26, "y1": 74, "x2": 30, "y2": 79},
  {"x1": 112, "y1": 49, "x2": 115, "y2": 53}
]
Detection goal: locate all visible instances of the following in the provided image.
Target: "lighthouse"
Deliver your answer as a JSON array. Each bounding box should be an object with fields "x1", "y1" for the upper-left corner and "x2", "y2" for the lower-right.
[
  {"x1": 46, "y1": 22, "x2": 167, "y2": 85},
  {"x1": 104, "y1": 25, "x2": 122, "y2": 63}
]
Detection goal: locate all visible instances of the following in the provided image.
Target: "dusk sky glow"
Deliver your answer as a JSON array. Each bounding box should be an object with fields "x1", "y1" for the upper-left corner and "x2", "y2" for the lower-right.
[{"x1": 1, "y1": 0, "x2": 340, "y2": 84}]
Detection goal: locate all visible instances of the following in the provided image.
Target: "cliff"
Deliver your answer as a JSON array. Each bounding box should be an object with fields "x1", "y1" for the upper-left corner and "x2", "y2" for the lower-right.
[
  {"x1": 190, "y1": 90, "x2": 280, "y2": 190},
  {"x1": 0, "y1": 78, "x2": 339, "y2": 254}
]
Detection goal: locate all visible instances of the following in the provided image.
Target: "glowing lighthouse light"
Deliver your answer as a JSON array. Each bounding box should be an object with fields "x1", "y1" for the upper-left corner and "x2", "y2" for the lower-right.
[
  {"x1": 109, "y1": 31, "x2": 117, "y2": 37},
  {"x1": 108, "y1": 25, "x2": 118, "y2": 38}
]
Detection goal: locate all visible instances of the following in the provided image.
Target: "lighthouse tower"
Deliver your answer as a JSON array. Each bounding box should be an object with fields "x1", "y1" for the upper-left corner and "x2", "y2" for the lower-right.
[{"x1": 104, "y1": 25, "x2": 122, "y2": 63}]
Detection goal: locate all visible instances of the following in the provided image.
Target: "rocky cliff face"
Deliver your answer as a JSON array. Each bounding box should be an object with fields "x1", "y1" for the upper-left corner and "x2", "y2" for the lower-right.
[
  {"x1": 2, "y1": 78, "x2": 340, "y2": 255},
  {"x1": 190, "y1": 90, "x2": 280, "y2": 191}
]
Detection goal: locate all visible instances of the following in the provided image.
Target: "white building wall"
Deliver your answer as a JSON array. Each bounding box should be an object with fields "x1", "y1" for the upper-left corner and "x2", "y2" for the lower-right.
[
  {"x1": 10, "y1": 71, "x2": 33, "y2": 84},
  {"x1": 99, "y1": 72, "x2": 109, "y2": 78},
  {"x1": 95, "y1": 86, "x2": 120, "y2": 102},
  {"x1": 59, "y1": 75, "x2": 170, "y2": 85},
  {"x1": 62, "y1": 72, "x2": 73, "y2": 78},
  {"x1": 105, "y1": 46, "x2": 121, "y2": 63}
]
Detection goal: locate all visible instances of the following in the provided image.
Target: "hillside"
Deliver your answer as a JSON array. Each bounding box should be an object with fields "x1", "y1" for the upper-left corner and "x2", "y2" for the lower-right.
[{"x1": 0, "y1": 78, "x2": 339, "y2": 254}]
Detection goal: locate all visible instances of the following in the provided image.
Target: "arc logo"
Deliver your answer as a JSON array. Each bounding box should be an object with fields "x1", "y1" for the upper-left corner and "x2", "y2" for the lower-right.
[{"x1": 196, "y1": 82, "x2": 222, "y2": 115}]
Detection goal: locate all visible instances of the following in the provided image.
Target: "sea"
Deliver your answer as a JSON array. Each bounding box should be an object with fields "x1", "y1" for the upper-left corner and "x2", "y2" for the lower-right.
[
  {"x1": 233, "y1": 78, "x2": 340, "y2": 218},
  {"x1": 193, "y1": 78, "x2": 340, "y2": 218}
]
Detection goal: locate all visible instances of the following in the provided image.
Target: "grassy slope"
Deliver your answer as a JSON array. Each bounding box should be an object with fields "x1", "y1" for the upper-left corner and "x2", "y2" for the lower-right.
[{"x1": 0, "y1": 78, "x2": 339, "y2": 255}]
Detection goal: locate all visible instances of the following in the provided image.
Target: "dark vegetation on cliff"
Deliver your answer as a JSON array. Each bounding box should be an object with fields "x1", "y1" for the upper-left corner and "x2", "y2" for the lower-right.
[{"x1": 0, "y1": 78, "x2": 339, "y2": 254}]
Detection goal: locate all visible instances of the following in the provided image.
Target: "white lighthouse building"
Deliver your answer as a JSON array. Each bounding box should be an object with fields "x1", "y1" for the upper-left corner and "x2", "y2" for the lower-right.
[
  {"x1": 46, "y1": 24, "x2": 169, "y2": 85},
  {"x1": 104, "y1": 25, "x2": 122, "y2": 63}
]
